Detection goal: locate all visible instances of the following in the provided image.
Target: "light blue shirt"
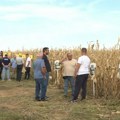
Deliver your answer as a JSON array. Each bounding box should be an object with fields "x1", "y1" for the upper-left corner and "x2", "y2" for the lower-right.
[
  {"x1": 11, "y1": 58, "x2": 17, "y2": 68},
  {"x1": 33, "y1": 58, "x2": 45, "y2": 79}
]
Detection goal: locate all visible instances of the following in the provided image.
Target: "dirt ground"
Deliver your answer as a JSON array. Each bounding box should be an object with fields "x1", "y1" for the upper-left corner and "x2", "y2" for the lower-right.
[{"x1": 0, "y1": 80, "x2": 120, "y2": 120}]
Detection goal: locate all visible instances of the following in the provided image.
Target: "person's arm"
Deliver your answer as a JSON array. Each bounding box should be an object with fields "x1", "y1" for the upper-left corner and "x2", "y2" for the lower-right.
[
  {"x1": 41, "y1": 66, "x2": 47, "y2": 79},
  {"x1": 59, "y1": 57, "x2": 67, "y2": 64},
  {"x1": 74, "y1": 57, "x2": 82, "y2": 77},
  {"x1": 41, "y1": 66, "x2": 47, "y2": 76},
  {"x1": 74, "y1": 63, "x2": 81, "y2": 77},
  {"x1": 2, "y1": 62, "x2": 4, "y2": 67},
  {"x1": 2, "y1": 58, "x2": 5, "y2": 67},
  {"x1": 27, "y1": 61, "x2": 30, "y2": 67},
  {"x1": 41, "y1": 60, "x2": 47, "y2": 79},
  {"x1": 27, "y1": 58, "x2": 31, "y2": 67},
  {"x1": 8, "y1": 59, "x2": 11, "y2": 67}
]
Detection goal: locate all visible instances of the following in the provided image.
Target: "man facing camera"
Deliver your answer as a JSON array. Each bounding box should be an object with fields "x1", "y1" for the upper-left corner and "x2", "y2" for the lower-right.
[{"x1": 60, "y1": 53, "x2": 77, "y2": 97}]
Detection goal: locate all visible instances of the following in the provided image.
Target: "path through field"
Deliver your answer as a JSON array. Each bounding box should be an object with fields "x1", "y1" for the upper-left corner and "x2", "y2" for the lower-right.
[{"x1": 0, "y1": 80, "x2": 120, "y2": 120}]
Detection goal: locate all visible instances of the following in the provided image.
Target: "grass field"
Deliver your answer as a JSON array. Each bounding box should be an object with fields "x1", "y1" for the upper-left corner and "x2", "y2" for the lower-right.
[{"x1": 0, "y1": 80, "x2": 120, "y2": 120}]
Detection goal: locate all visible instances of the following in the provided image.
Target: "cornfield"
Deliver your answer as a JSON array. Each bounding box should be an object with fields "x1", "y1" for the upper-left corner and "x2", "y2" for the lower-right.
[{"x1": 4, "y1": 45, "x2": 120, "y2": 99}]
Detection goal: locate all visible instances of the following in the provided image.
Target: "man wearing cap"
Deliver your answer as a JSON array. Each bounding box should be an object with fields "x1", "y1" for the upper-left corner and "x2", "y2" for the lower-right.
[
  {"x1": 16, "y1": 54, "x2": 24, "y2": 81},
  {"x1": 2, "y1": 54, "x2": 11, "y2": 81},
  {"x1": 33, "y1": 53, "x2": 46, "y2": 101}
]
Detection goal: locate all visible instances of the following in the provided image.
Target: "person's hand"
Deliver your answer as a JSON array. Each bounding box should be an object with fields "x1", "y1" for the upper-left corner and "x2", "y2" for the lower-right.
[
  {"x1": 4, "y1": 65, "x2": 8, "y2": 69},
  {"x1": 74, "y1": 75, "x2": 76, "y2": 80},
  {"x1": 61, "y1": 57, "x2": 67, "y2": 63},
  {"x1": 6, "y1": 65, "x2": 8, "y2": 68},
  {"x1": 74, "y1": 73, "x2": 77, "y2": 80},
  {"x1": 43, "y1": 76, "x2": 46, "y2": 80},
  {"x1": 63, "y1": 57, "x2": 67, "y2": 61}
]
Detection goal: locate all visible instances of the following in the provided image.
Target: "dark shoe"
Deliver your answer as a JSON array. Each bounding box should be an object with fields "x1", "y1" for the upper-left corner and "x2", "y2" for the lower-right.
[
  {"x1": 41, "y1": 98, "x2": 48, "y2": 101},
  {"x1": 80, "y1": 97, "x2": 86, "y2": 101},
  {"x1": 45, "y1": 96, "x2": 49, "y2": 99},
  {"x1": 35, "y1": 98, "x2": 41, "y2": 101}
]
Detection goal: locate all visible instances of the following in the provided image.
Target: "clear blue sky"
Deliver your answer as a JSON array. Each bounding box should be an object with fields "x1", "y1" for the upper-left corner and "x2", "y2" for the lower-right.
[{"x1": 0, "y1": 0, "x2": 120, "y2": 51}]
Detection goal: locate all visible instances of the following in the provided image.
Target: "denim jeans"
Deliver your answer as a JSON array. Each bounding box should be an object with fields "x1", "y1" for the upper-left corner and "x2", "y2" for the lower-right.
[
  {"x1": 2, "y1": 67, "x2": 10, "y2": 80},
  {"x1": 64, "y1": 76, "x2": 75, "y2": 96},
  {"x1": 35, "y1": 78, "x2": 46, "y2": 99},
  {"x1": 44, "y1": 72, "x2": 49, "y2": 97}
]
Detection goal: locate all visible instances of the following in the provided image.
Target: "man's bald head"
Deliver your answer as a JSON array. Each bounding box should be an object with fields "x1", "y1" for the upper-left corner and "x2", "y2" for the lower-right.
[
  {"x1": 37, "y1": 53, "x2": 43, "y2": 58},
  {"x1": 67, "y1": 53, "x2": 72, "y2": 60}
]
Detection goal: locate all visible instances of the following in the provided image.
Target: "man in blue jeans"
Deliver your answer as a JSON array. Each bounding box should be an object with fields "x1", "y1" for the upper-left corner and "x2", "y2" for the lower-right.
[
  {"x1": 42, "y1": 47, "x2": 51, "y2": 99},
  {"x1": 61, "y1": 53, "x2": 77, "y2": 97},
  {"x1": 33, "y1": 53, "x2": 47, "y2": 101},
  {"x1": 2, "y1": 54, "x2": 11, "y2": 81}
]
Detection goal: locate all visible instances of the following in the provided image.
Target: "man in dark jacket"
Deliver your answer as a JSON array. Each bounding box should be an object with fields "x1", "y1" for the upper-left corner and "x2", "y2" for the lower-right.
[
  {"x1": 42, "y1": 47, "x2": 51, "y2": 98},
  {"x1": 2, "y1": 54, "x2": 11, "y2": 81}
]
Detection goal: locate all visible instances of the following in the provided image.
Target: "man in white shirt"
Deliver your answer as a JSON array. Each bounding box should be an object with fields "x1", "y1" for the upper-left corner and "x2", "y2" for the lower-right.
[
  {"x1": 72, "y1": 48, "x2": 90, "y2": 102},
  {"x1": 25, "y1": 54, "x2": 31, "y2": 80},
  {"x1": 61, "y1": 53, "x2": 77, "y2": 97}
]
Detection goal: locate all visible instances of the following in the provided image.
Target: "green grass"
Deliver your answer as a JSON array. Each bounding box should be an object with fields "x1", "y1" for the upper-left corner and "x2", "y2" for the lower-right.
[{"x1": 0, "y1": 80, "x2": 120, "y2": 120}]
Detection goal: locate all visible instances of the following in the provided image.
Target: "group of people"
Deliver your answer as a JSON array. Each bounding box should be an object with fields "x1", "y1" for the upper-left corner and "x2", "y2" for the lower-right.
[
  {"x1": 33, "y1": 47, "x2": 90, "y2": 102},
  {"x1": 0, "y1": 51, "x2": 32, "y2": 81},
  {"x1": 0, "y1": 47, "x2": 90, "y2": 102}
]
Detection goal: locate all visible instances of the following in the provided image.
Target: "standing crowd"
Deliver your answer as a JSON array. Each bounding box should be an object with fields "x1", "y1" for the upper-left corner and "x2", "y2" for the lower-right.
[
  {"x1": 33, "y1": 47, "x2": 90, "y2": 102},
  {"x1": 0, "y1": 47, "x2": 91, "y2": 103},
  {"x1": 0, "y1": 51, "x2": 32, "y2": 81}
]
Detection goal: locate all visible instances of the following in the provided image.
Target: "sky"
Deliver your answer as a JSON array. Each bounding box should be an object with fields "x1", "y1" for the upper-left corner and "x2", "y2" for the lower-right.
[{"x1": 0, "y1": 0, "x2": 120, "y2": 51}]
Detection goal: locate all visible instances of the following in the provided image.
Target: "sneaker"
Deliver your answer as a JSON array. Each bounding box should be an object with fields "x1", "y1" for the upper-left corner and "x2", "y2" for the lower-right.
[
  {"x1": 45, "y1": 96, "x2": 49, "y2": 99},
  {"x1": 41, "y1": 98, "x2": 48, "y2": 101},
  {"x1": 80, "y1": 98, "x2": 86, "y2": 101},
  {"x1": 70, "y1": 99, "x2": 77, "y2": 103},
  {"x1": 35, "y1": 98, "x2": 41, "y2": 101}
]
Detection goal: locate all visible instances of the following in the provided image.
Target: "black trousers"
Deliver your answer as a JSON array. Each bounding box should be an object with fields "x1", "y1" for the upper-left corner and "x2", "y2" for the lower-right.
[
  {"x1": 16, "y1": 65, "x2": 23, "y2": 81},
  {"x1": 25, "y1": 67, "x2": 30, "y2": 79},
  {"x1": 73, "y1": 74, "x2": 89, "y2": 100},
  {"x1": 0, "y1": 66, "x2": 3, "y2": 79}
]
